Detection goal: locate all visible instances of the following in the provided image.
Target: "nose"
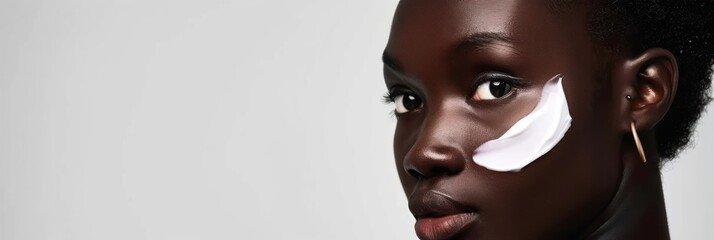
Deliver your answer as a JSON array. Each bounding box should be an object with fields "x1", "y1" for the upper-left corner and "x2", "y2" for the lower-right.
[{"x1": 403, "y1": 127, "x2": 468, "y2": 179}]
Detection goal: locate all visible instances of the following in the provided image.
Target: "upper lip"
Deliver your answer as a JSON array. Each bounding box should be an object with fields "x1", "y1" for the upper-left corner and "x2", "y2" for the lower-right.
[{"x1": 409, "y1": 190, "x2": 477, "y2": 219}]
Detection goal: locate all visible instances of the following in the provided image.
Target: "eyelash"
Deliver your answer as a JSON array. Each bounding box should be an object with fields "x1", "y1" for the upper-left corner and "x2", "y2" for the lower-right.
[
  {"x1": 382, "y1": 92, "x2": 395, "y2": 104},
  {"x1": 382, "y1": 91, "x2": 402, "y2": 118},
  {"x1": 382, "y1": 87, "x2": 411, "y2": 104}
]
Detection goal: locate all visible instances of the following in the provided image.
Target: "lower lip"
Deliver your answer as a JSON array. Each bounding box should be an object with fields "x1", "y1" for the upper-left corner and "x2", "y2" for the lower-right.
[{"x1": 414, "y1": 213, "x2": 478, "y2": 240}]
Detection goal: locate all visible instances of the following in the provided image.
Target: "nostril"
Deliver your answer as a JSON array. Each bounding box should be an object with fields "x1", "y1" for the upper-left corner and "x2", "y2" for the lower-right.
[
  {"x1": 406, "y1": 166, "x2": 454, "y2": 180},
  {"x1": 407, "y1": 169, "x2": 424, "y2": 179}
]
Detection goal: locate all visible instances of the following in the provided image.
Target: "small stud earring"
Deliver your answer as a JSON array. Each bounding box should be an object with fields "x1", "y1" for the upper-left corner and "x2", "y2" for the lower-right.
[
  {"x1": 631, "y1": 121, "x2": 647, "y2": 163},
  {"x1": 626, "y1": 95, "x2": 633, "y2": 101}
]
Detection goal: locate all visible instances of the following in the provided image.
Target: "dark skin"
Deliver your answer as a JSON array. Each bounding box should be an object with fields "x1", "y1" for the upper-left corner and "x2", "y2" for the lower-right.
[{"x1": 382, "y1": 0, "x2": 677, "y2": 239}]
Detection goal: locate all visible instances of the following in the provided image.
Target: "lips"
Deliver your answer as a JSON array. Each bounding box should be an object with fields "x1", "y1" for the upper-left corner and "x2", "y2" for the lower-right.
[{"x1": 409, "y1": 190, "x2": 479, "y2": 240}]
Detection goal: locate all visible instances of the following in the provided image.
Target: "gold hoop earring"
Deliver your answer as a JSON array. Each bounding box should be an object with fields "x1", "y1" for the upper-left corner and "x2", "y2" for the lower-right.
[{"x1": 631, "y1": 121, "x2": 647, "y2": 163}]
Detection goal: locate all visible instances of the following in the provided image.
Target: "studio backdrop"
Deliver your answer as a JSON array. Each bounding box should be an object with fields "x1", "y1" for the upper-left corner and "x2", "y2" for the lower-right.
[{"x1": 1, "y1": 0, "x2": 712, "y2": 239}]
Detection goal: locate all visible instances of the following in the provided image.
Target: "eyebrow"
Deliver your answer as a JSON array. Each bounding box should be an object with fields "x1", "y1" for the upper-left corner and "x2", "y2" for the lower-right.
[
  {"x1": 454, "y1": 32, "x2": 515, "y2": 52},
  {"x1": 382, "y1": 32, "x2": 515, "y2": 72}
]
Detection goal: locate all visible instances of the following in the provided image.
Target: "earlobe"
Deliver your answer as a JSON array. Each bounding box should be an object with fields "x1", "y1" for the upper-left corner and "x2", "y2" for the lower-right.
[{"x1": 622, "y1": 48, "x2": 679, "y2": 132}]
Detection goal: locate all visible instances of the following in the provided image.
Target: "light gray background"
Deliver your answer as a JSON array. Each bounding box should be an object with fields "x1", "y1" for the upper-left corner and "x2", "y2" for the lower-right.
[{"x1": 0, "y1": 0, "x2": 711, "y2": 239}]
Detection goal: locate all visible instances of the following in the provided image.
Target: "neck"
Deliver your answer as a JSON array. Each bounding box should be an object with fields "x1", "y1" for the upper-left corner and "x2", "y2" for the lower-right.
[{"x1": 580, "y1": 141, "x2": 670, "y2": 239}]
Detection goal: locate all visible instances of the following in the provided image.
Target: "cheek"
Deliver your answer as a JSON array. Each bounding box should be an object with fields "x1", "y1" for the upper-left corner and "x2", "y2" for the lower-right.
[
  {"x1": 568, "y1": 72, "x2": 624, "y2": 202},
  {"x1": 530, "y1": 73, "x2": 624, "y2": 235},
  {"x1": 470, "y1": 74, "x2": 624, "y2": 238},
  {"x1": 564, "y1": 69, "x2": 623, "y2": 179}
]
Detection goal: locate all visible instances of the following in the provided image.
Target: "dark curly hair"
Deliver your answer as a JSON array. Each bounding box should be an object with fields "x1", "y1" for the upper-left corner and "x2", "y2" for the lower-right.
[{"x1": 554, "y1": 0, "x2": 714, "y2": 162}]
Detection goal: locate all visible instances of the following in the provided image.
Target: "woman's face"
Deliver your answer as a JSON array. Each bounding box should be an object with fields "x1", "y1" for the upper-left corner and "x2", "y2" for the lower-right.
[{"x1": 384, "y1": 0, "x2": 627, "y2": 239}]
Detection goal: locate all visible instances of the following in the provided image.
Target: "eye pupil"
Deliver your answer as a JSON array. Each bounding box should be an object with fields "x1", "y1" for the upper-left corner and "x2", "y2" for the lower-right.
[
  {"x1": 489, "y1": 81, "x2": 512, "y2": 98},
  {"x1": 403, "y1": 95, "x2": 422, "y2": 110}
]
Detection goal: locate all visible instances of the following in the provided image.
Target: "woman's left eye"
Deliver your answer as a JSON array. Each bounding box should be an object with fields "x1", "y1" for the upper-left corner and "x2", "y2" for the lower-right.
[
  {"x1": 473, "y1": 80, "x2": 514, "y2": 100},
  {"x1": 393, "y1": 93, "x2": 423, "y2": 114}
]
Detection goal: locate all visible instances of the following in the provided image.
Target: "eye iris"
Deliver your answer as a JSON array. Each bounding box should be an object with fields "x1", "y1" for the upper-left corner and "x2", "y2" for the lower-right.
[
  {"x1": 489, "y1": 81, "x2": 512, "y2": 98},
  {"x1": 403, "y1": 95, "x2": 422, "y2": 110}
]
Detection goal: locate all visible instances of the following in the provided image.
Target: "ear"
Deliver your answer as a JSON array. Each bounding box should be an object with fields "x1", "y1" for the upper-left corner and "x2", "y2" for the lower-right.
[{"x1": 615, "y1": 48, "x2": 679, "y2": 132}]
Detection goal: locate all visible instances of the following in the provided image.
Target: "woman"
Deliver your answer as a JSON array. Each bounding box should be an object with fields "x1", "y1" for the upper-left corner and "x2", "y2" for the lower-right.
[{"x1": 381, "y1": 0, "x2": 714, "y2": 239}]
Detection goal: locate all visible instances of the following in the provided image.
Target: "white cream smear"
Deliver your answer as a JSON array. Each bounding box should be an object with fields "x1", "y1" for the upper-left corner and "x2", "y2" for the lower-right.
[{"x1": 472, "y1": 75, "x2": 572, "y2": 172}]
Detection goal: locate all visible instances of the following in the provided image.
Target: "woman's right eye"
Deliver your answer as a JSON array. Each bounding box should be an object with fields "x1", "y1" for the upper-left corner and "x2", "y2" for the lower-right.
[{"x1": 394, "y1": 93, "x2": 423, "y2": 114}]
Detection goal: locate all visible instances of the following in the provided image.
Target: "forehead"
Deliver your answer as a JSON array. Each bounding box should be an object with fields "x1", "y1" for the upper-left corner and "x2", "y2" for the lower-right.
[
  {"x1": 385, "y1": 0, "x2": 586, "y2": 74},
  {"x1": 390, "y1": 0, "x2": 531, "y2": 33}
]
